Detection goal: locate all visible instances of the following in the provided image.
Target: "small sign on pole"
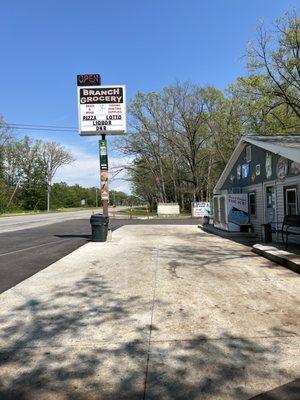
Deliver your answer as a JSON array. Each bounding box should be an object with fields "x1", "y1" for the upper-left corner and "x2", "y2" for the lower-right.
[
  {"x1": 100, "y1": 170, "x2": 109, "y2": 201},
  {"x1": 99, "y1": 139, "x2": 108, "y2": 170}
]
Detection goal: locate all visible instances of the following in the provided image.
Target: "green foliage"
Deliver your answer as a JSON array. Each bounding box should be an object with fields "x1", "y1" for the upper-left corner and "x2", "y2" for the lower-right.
[
  {"x1": 0, "y1": 8, "x2": 298, "y2": 214},
  {"x1": 20, "y1": 158, "x2": 47, "y2": 210},
  {"x1": 122, "y1": 9, "x2": 299, "y2": 210},
  {"x1": 50, "y1": 183, "x2": 141, "y2": 209},
  {"x1": 0, "y1": 134, "x2": 74, "y2": 213}
]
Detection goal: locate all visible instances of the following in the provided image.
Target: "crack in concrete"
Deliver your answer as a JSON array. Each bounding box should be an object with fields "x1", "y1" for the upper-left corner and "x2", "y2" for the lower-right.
[{"x1": 143, "y1": 245, "x2": 159, "y2": 400}]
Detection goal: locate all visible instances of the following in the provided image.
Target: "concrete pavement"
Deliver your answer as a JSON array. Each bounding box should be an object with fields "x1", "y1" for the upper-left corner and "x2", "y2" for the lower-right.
[
  {"x1": 0, "y1": 225, "x2": 299, "y2": 399},
  {"x1": 0, "y1": 218, "x2": 199, "y2": 294}
]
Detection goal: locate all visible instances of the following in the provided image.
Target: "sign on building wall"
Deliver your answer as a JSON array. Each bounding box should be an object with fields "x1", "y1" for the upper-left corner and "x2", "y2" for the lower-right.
[
  {"x1": 77, "y1": 85, "x2": 126, "y2": 135},
  {"x1": 227, "y1": 194, "x2": 249, "y2": 230},
  {"x1": 265, "y1": 153, "x2": 272, "y2": 179},
  {"x1": 192, "y1": 202, "x2": 211, "y2": 217},
  {"x1": 242, "y1": 163, "x2": 249, "y2": 179},
  {"x1": 291, "y1": 161, "x2": 300, "y2": 175},
  {"x1": 276, "y1": 157, "x2": 288, "y2": 180},
  {"x1": 237, "y1": 164, "x2": 241, "y2": 180},
  {"x1": 255, "y1": 164, "x2": 261, "y2": 176}
]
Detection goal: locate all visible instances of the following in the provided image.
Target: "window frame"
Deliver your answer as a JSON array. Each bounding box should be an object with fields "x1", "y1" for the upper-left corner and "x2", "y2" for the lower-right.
[
  {"x1": 284, "y1": 186, "x2": 298, "y2": 216},
  {"x1": 248, "y1": 191, "x2": 256, "y2": 216}
]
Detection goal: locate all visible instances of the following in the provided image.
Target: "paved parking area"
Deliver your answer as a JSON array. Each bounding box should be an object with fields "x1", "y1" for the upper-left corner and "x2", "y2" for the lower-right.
[
  {"x1": 0, "y1": 217, "x2": 199, "y2": 293},
  {"x1": 0, "y1": 225, "x2": 299, "y2": 399}
]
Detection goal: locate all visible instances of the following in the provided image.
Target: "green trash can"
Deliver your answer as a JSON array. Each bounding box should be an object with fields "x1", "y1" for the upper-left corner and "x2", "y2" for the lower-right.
[{"x1": 90, "y1": 214, "x2": 109, "y2": 242}]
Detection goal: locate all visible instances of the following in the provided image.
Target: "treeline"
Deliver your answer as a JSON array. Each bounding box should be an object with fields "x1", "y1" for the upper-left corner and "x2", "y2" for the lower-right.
[
  {"x1": 51, "y1": 184, "x2": 142, "y2": 209},
  {"x1": 0, "y1": 132, "x2": 75, "y2": 213},
  {"x1": 118, "y1": 10, "x2": 300, "y2": 211},
  {"x1": 0, "y1": 125, "x2": 141, "y2": 212}
]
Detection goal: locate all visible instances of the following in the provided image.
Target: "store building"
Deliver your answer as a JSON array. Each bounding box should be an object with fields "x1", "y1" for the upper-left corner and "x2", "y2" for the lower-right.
[{"x1": 213, "y1": 136, "x2": 300, "y2": 240}]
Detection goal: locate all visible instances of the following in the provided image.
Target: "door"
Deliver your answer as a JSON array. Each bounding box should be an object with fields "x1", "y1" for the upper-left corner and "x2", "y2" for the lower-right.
[{"x1": 265, "y1": 185, "x2": 276, "y2": 226}]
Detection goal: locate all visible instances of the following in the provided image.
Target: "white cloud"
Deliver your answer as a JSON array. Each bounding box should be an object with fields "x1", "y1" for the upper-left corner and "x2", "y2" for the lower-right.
[{"x1": 53, "y1": 144, "x2": 133, "y2": 194}]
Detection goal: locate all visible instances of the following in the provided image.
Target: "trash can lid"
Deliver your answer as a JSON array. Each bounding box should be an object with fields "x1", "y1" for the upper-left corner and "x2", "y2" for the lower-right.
[
  {"x1": 90, "y1": 214, "x2": 109, "y2": 222},
  {"x1": 91, "y1": 213, "x2": 107, "y2": 218}
]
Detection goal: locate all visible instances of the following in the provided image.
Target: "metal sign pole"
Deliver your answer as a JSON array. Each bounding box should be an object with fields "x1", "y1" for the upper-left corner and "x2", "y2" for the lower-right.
[{"x1": 99, "y1": 134, "x2": 109, "y2": 216}]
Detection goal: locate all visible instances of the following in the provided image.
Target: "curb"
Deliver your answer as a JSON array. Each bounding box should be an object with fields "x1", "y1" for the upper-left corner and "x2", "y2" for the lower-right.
[
  {"x1": 199, "y1": 224, "x2": 258, "y2": 239},
  {"x1": 252, "y1": 244, "x2": 300, "y2": 274}
]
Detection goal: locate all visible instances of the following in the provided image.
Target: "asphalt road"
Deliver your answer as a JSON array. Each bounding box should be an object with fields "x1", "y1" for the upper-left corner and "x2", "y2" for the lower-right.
[
  {"x1": 0, "y1": 207, "x2": 128, "y2": 233},
  {"x1": 0, "y1": 218, "x2": 199, "y2": 294}
]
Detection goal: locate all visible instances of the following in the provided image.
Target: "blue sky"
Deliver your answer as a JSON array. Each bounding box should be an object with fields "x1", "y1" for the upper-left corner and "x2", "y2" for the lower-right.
[{"x1": 0, "y1": 0, "x2": 296, "y2": 191}]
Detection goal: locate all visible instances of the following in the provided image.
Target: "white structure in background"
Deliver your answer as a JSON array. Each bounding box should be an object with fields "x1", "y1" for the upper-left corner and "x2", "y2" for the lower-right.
[{"x1": 157, "y1": 203, "x2": 180, "y2": 217}]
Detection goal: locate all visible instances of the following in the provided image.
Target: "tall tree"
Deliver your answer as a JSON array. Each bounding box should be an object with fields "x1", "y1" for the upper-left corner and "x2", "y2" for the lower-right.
[
  {"x1": 0, "y1": 116, "x2": 15, "y2": 211},
  {"x1": 246, "y1": 9, "x2": 300, "y2": 124},
  {"x1": 41, "y1": 142, "x2": 74, "y2": 211},
  {"x1": 122, "y1": 82, "x2": 242, "y2": 207}
]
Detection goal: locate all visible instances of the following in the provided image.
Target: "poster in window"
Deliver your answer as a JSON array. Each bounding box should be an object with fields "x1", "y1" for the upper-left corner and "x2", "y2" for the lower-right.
[
  {"x1": 265, "y1": 153, "x2": 272, "y2": 179},
  {"x1": 242, "y1": 163, "x2": 249, "y2": 178},
  {"x1": 227, "y1": 194, "x2": 249, "y2": 230},
  {"x1": 237, "y1": 164, "x2": 241, "y2": 180},
  {"x1": 276, "y1": 157, "x2": 288, "y2": 180}
]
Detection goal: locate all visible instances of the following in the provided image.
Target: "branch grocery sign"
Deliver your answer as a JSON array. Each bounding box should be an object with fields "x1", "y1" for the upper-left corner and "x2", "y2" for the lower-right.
[{"x1": 77, "y1": 85, "x2": 126, "y2": 135}]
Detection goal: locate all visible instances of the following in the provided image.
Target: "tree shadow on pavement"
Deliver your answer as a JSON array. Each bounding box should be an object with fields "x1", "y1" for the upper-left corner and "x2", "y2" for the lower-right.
[
  {"x1": 0, "y1": 270, "x2": 298, "y2": 399},
  {"x1": 154, "y1": 235, "x2": 295, "y2": 277}
]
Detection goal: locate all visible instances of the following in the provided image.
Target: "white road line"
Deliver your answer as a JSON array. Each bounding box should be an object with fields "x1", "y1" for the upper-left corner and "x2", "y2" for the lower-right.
[{"x1": 0, "y1": 238, "x2": 74, "y2": 257}]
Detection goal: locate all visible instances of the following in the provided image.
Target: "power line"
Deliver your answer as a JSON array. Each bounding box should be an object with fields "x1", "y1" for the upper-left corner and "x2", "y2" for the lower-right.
[{"x1": 0, "y1": 122, "x2": 78, "y2": 133}]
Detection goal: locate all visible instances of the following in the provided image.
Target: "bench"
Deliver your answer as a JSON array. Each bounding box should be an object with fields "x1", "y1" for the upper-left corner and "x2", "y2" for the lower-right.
[{"x1": 279, "y1": 215, "x2": 300, "y2": 250}]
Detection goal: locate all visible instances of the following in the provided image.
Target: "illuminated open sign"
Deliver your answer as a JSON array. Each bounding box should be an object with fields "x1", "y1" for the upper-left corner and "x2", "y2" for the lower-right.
[{"x1": 77, "y1": 74, "x2": 101, "y2": 86}]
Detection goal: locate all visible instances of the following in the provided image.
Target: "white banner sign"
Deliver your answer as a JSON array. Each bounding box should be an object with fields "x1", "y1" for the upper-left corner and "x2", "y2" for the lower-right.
[
  {"x1": 77, "y1": 85, "x2": 126, "y2": 135},
  {"x1": 192, "y1": 202, "x2": 211, "y2": 217}
]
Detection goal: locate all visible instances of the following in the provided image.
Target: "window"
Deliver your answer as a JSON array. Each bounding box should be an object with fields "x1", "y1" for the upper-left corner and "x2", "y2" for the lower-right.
[
  {"x1": 246, "y1": 145, "x2": 251, "y2": 162},
  {"x1": 249, "y1": 192, "x2": 256, "y2": 215},
  {"x1": 229, "y1": 187, "x2": 242, "y2": 194},
  {"x1": 285, "y1": 187, "x2": 298, "y2": 216}
]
